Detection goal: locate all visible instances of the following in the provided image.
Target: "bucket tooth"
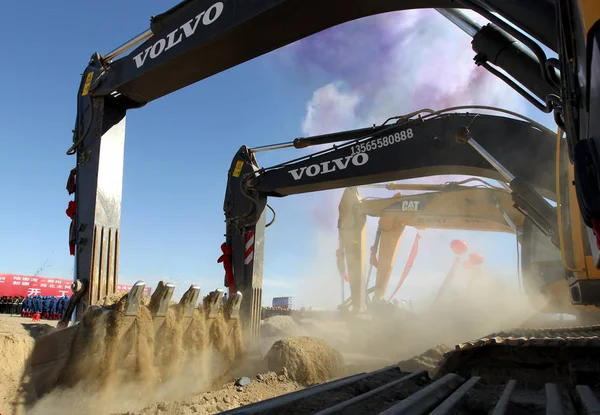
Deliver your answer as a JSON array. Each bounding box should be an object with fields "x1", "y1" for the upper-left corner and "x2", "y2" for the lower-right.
[
  {"x1": 224, "y1": 291, "x2": 243, "y2": 322},
  {"x1": 149, "y1": 281, "x2": 175, "y2": 332},
  {"x1": 179, "y1": 284, "x2": 201, "y2": 330},
  {"x1": 204, "y1": 289, "x2": 224, "y2": 319},
  {"x1": 124, "y1": 280, "x2": 145, "y2": 317},
  {"x1": 121, "y1": 280, "x2": 146, "y2": 332}
]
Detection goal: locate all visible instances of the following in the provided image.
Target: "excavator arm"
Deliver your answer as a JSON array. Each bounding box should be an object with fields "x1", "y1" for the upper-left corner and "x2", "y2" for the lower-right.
[
  {"x1": 223, "y1": 110, "x2": 559, "y2": 343},
  {"x1": 67, "y1": 0, "x2": 600, "y2": 322}
]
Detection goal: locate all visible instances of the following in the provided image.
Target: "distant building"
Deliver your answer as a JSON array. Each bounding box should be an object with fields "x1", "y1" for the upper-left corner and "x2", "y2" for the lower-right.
[{"x1": 272, "y1": 296, "x2": 293, "y2": 310}]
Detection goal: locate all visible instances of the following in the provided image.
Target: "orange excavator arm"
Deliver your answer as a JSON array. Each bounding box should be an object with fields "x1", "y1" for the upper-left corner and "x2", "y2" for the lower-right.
[
  {"x1": 372, "y1": 193, "x2": 406, "y2": 301},
  {"x1": 337, "y1": 188, "x2": 367, "y2": 313}
]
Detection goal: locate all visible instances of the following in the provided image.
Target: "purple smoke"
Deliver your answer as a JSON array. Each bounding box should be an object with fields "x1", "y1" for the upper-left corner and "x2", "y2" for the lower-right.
[{"x1": 274, "y1": 9, "x2": 529, "y2": 136}]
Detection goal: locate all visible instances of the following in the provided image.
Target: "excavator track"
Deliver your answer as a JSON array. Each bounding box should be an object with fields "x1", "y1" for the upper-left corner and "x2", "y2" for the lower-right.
[
  {"x1": 222, "y1": 326, "x2": 600, "y2": 414},
  {"x1": 436, "y1": 325, "x2": 600, "y2": 388}
]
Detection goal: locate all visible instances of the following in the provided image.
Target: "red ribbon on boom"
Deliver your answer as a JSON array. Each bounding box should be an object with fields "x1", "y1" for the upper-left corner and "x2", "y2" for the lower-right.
[
  {"x1": 388, "y1": 233, "x2": 421, "y2": 301},
  {"x1": 217, "y1": 243, "x2": 236, "y2": 295}
]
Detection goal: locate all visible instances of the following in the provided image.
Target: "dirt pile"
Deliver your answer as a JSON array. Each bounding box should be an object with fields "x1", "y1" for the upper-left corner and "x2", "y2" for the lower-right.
[
  {"x1": 0, "y1": 316, "x2": 54, "y2": 414},
  {"x1": 259, "y1": 315, "x2": 313, "y2": 357},
  {"x1": 265, "y1": 337, "x2": 346, "y2": 385},
  {"x1": 397, "y1": 344, "x2": 452, "y2": 376}
]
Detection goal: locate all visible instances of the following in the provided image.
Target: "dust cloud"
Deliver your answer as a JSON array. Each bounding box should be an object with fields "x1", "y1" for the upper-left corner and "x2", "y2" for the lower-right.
[
  {"x1": 291, "y1": 187, "x2": 548, "y2": 368},
  {"x1": 18, "y1": 294, "x2": 239, "y2": 415},
  {"x1": 393, "y1": 267, "x2": 543, "y2": 360},
  {"x1": 294, "y1": 261, "x2": 544, "y2": 368},
  {"x1": 24, "y1": 351, "x2": 229, "y2": 415},
  {"x1": 296, "y1": 227, "x2": 347, "y2": 311}
]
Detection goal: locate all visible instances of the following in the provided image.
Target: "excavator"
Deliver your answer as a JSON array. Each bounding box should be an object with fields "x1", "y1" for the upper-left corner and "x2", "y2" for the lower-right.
[
  {"x1": 22, "y1": 0, "x2": 600, "y2": 412},
  {"x1": 334, "y1": 182, "x2": 579, "y2": 319}
]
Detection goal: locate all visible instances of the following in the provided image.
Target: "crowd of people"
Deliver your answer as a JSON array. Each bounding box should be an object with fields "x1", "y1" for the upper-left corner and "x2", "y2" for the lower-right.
[
  {"x1": 3, "y1": 294, "x2": 297, "y2": 321},
  {"x1": 0, "y1": 295, "x2": 70, "y2": 320}
]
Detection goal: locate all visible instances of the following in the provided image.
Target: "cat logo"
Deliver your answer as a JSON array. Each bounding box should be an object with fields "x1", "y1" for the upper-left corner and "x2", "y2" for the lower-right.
[{"x1": 401, "y1": 200, "x2": 421, "y2": 211}]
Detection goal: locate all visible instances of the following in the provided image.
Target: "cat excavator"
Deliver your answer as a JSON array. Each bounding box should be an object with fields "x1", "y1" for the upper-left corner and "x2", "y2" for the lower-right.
[
  {"x1": 24, "y1": 0, "x2": 600, "y2": 411},
  {"x1": 335, "y1": 182, "x2": 582, "y2": 318}
]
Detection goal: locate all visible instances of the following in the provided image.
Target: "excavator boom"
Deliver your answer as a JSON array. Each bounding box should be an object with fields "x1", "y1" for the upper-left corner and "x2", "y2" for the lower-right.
[{"x1": 357, "y1": 186, "x2": 521, "y2": 233}]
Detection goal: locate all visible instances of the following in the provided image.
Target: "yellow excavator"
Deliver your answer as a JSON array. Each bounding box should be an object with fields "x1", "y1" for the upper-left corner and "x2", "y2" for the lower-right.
[
  {"x1": 336, "y1": 181, "x2": 596, "y2": 320},
  {"x1": 22, "y1": 0, "x2": 600, "y2": 412}
]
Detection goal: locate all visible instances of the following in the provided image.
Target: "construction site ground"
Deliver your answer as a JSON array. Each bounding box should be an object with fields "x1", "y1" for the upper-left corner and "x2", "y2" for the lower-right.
[
  {"x1": 0, "y1": 311, "x2": 454, "y2": 415},
  {"x1": 0, "y1": 287, "x2": 576, "y2": 415},
  {"x1": 0, "y1": 315, "x2": 55, "y2": 414}
]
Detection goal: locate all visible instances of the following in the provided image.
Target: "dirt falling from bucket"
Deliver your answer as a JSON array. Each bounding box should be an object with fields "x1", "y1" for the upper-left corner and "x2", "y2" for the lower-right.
[
  {"x1": 231, "y1": 320, "x2": 246, "y2": 358},
  {"x1": 183, "y1": 308, "x2": 207, "y2": 357},
  {"x1": 208, "y1": 313, "x2": 232, "y2": 362},
  {"x1": 98, "y1": 296, "x2": 129, "y2": 389},
  {"x1": 24, "y1": 292, "x2": 252, "y2": 415},
  {"x1": 56, "y1": 306, "x2": 109, "y2": 389},
  {"x1": 131, "y1": 305, "x2": 158, "y2": 387},
  {"x1": 158, "y1": 306, "x2": 185, "y2": 379}
]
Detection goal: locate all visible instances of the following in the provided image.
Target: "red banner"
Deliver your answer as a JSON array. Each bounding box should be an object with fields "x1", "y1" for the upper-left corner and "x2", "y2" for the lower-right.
[
  {"x1": 0, "y1": 274, "x2": 151, "y2": 297},
  {"x1": 388, "y1": 233, "x2": 422, "y2": 301}
]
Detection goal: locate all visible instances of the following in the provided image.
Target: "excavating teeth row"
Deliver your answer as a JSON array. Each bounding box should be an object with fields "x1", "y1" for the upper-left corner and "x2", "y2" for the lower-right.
[
  {"x1": 120, "y1": 280, "x2": 243, "y2": 339},
  {"x1": 25, "y1": 280, "x2": 245, "y2": 404}
]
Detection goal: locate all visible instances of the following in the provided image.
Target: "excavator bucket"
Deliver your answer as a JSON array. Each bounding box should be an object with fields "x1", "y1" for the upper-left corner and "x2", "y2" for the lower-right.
[{"x1": 22, "y1": 280, "x2": 244, "y2": 407}]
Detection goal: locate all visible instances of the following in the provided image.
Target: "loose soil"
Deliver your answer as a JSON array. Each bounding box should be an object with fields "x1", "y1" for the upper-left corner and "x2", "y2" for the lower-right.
[
  {"x1": 119, "y1": 372, "x2": 303, "y2": 415},
  {"x1": 0, "y1": 315, "x2": 55, "y2": 414},
  {"x1": 0, "y1": 310, "x2": 455, "y2": 415},
  {"x1": 0, "y1": 296, "x2": 510, "y2": 415}
]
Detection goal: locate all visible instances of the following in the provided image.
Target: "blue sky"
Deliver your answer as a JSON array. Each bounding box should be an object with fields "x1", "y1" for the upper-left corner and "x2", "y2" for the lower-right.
[{"x1": 0, "y1": 2, "x2": 557, "y2": 308}]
